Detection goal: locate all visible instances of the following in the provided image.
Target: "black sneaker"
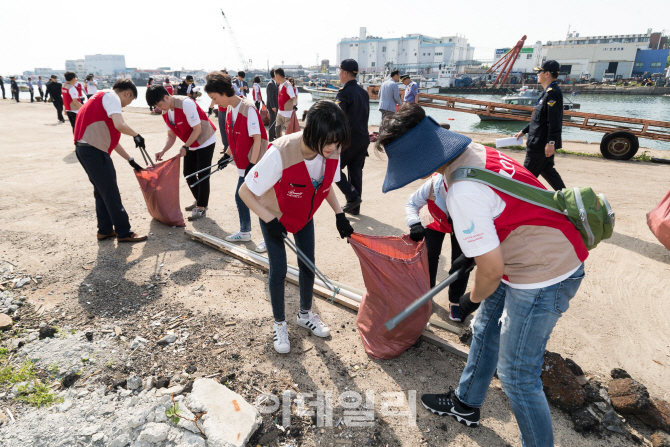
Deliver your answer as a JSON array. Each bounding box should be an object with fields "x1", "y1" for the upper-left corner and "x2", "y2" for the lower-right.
[
  {"x1": 342, "y1": 197, "x2": 362, "y2": 215},
  {"x1": 421, "y1": 388, "x2": 480, "y2": 427}
]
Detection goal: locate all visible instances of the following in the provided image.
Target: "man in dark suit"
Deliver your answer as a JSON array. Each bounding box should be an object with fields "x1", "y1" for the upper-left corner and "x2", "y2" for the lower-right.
[
  {"x1": 46, "y1": 75, "x2": 65, "y2": 123},
  {"x1": 10, "y1": 77, "x2": 19, "y2": 102},
  {"x1": 234, "y1": 71, "x2": 249, "y2": 97},
  {"x1": 265, "y1": 69, "x2": 279, "y2": 142},
  {"x1": 0, "y1": 76, "x2": 5, "y2": 99}
]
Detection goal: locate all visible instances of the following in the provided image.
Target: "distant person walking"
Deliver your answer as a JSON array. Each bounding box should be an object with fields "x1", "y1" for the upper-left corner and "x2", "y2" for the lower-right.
[
  {"x1": 27, "y1": 77, "x2": 35, "y2": 102},
  {"x1": 234, "y1": 71, "x2": 248, "y2": 97},
  {"x1": 10, "y1": 77, "x2": 19, "y2": 102},
  {"x1": 401, "y1": 74, "x2": 419, "y2": 104},
  {"x1": 62, "y1": 71, "x2": 82, "y2": 132},
  {"x1": 164, "y1": 78, "x2": 174, "y2": 95},
  {"x1": 252, "y1": 75, "x2": 263, "y2": 110},
  {"x1": 335, "y1": 59, "x2": 370, "y2": 215},
  {"x1": 289, "y1": 77, "x2": 298, "y2": 108},
  {"x1": 147, "y1": 78, "x2": 156, "y2": 113},
  {"x1": 266, "y1": 69, "x2": 279, "y2": 142},
  {"x1": 86, "y1": 74, "x2": 98, "y2": 99},
  {"x1": 46, "y1": 75, "x2": 64, "y2": 123},
  {"x1": 514, "y1": 60, "x2": 566, "y2": 191},
  {"x1": 378, "y1": 70, "x2": 402, "y2": 128},
  {"x1": 37, "y1": 76, "x2": 44, "y2": 101},
  {"x1": 75, "y1": 79, "x2": 86, "y2": 104},
  {"x1": 0, "y1": 76, "x2": 5, "y2": 99},
  {"x1": 274, "y1": 68, "x2": 296, "y2": 139}
]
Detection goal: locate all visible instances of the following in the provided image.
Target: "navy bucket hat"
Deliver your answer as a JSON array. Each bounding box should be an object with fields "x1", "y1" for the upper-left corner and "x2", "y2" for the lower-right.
[{"x1": 382, "y1": 116, "x2": 472, "y2": 193}]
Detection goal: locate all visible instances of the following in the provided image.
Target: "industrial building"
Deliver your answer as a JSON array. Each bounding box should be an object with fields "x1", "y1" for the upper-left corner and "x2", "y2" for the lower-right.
[
  {"x1": 337, "y1": 27, "x2": 476, "y2": 74},
  {"x1": 84, "y1": 54, "x2": 126, "y2": 76},
  {"x1": 65, "y1": 59, "x2": 86, "y2": 77}
]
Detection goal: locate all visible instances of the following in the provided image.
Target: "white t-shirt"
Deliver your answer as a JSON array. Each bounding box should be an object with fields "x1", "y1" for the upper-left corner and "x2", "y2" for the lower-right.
[
  {"x1": 68, "y1": 86, "x2": 80, "y2": 113},
  {"x1": 253, "y1": 83, "x2": 262, "y2": 101},
  {"x1": 77, "y1": 91, "x2": 123, "y2": 144},
  {"x1": 166, "y1": 97, "x2": 217, "y2": 149},
  {"x1": 278, "y1": 81, "x2": 296, "y2": 118},
  {"x1": 230, "y1": 100, "x2": 262, "y2": 177},
  {"x1": 245, "y1": 144, "x2": 341, "y2": 196},
  {"x1": 446, "y1": 181, "x2": 580, "y2": 289},
  {"x1": 87, "y1": 79, "x2": 98, "y2": 95}
]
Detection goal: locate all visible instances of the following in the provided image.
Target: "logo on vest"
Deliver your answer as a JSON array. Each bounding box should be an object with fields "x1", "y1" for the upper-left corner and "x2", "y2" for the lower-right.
[
  {"x1": 177, "y1": 121, "x2": 184, "y2": 125},
  {"x1": 496, "y1": 150, "x2": 516, "y2": 178},
  {"x1": 287, "y1": 190, "x2": 303, "y2": 198}
]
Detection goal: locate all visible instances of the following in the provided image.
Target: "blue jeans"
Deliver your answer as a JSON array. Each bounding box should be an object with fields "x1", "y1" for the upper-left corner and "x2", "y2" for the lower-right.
[
  {"x1": 235, "y1": 176, "x2": 252, "y2": 232},
  {"x1": 456, "y1": 264, "x2": 585, "y2": 447},
  {"x1": 259, "y1": 218, "x2": 315, "y2": 322}
]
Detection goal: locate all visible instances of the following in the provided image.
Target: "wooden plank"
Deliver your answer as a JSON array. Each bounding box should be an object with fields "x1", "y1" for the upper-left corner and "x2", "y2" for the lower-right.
[
  {"x1": 185, "y1": 230, "x2": 469, "y2": 359},
  {"x1": 428, "y1": 318, "x2": 461, "y2": 335}
]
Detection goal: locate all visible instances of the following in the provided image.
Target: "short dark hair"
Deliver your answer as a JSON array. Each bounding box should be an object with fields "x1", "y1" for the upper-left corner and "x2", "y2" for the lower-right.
[
  {"x1": 64, "y1": 71, "x2": 77, "y2": 81},
  {"x1": 288, "y1": 77, "x2": 295, "y2": 86},
  {"x1": 275, "y1": 68, "x2": 285, "y2": 78},
  {"x1": 204, "y1": 71, "x2": 235, "y2": 97},
  {"x1": 253, "y1": 76, "x2": 261, "y2": 83},
  {"x1": 221, "y1": 69, "x2": 228, "y2": 74},
  {"x1": 303, "y1": 100, "x2": 350, "y2": 156},
  {"x1": 38, "y1": 76, "x2": 42, "y2": 79},
  {"x1": 237, "y1": 71, "x2": 245, "y2": 78},
  {"x1": 376, "y1": 103, "x2": 425, "y2": 154},
  {"x1": 145, "y1": 85, "x2": 169, "y2": 106},
  {"x1": 50, "y1": 75, "x2": 57, "y2": 79},
  {"x1": 113, "y1": 79, "x2": 139, "y2": 99},
  {"x1": 391, "y1": 70, "x2": 400, "y2": 77},
  {"x1": 270, "y1": 69, "x2": 275, "y2": 78},
  {"x1": 549, "y1": 71, "x2": 559, "y2": 80},
  {"x1": 148, "y1": 77, "x2": 153, "y2": 83}
]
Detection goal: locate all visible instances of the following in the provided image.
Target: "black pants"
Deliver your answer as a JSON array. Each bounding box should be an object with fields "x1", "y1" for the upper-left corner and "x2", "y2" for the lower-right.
[
  {"x1": 255, "y1": 101, "x2": 261, "y2": 111},
  {"x1": 425, "y1": 228, "x2": 470, "y2": 304},
  {"x1": 66, "y1": 111, "x2": 77, "y2": 133},
  {"x1": 217, "y1": 110, "x2": 228, "y2": 148},
  {"x1": 75, "y1": 144, "x2": 132, "y2": 237},
  {"x1": 12, "y1": 90, "x2": 19, "y2": 102},
  {"x1": 523, "y1": 152, "x2": 566, "y2": 191},
  {"x1": 53, "y1": 98, "x2": 64, "y2": 121},
  {"x1": 336, "y1": 144, "x2": 367, "y2": 202},
  {"x1": 1, "y1": 86, "x2": 5, "y2": 99},
  {"x1": 183, "y1": 143, "x2": 215, "y2": 208},
  {"x1": 268, "y1": 109, "x2": 277, "y2": 142},
  {"x1": 38, "y1": 87, "x2": 44, "y2": 100},
  {"x1": 29, "y1": 90, "x2": 34, "y2": 102}
]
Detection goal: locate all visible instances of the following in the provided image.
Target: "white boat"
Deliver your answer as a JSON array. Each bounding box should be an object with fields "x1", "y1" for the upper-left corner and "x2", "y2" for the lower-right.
[
  {"x1": 436, "y1": 65, "x2": 457, "y2": 88},
  {"x1": 304, "y1": 85, "x2": 380, "y2": 103},
  {"x1": 477, "y1": 86, "x2": 580, "y2": 121}
]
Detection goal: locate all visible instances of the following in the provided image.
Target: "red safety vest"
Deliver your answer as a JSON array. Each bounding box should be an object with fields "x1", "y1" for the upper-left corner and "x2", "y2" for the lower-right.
[
  {"x1": 252, "y1": 84, "x2": 263, "y2": 102},
  {"x1": 225, "y1": 99, "x2": 268, "y2": 170},
  {"x1": 165, "y1": 84, "x2": 174, "y2": 95},
  {"x1": 62, "y1": 85, "x2": 76, "y2": 111},
  {"x1": 76, "y1": 82, "x2": 83, "y2": 97},
  {"x1": 162, "y1": 97, "x2": 217, "y2": 148},
  {"x1": 278, "y1": 82, "x2": 293, "y2": 112},
  {"x1": 426, "y1": 176, "x2": 452, "y2": 233},
  {"x1": 73, "y1": 92, "x2": 121, "y2": 154}
]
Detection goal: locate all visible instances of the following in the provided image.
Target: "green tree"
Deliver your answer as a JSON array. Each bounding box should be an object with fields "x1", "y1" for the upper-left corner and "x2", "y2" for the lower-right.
[{"x1": 666, "y1": 53, "x2": 669, "y2": 68}]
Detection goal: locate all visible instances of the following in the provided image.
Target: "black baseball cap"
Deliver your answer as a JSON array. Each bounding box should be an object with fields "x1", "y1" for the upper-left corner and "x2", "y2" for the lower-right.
[
  {"x1": 534, "y1": 60, "x2": 560, "y2": 73},
  {"x1": 339, "y1": 59, "x2": 358, "y2": 74},
  {"x1": 185, "y1": 75, "x2": 194, "y2": 81}
]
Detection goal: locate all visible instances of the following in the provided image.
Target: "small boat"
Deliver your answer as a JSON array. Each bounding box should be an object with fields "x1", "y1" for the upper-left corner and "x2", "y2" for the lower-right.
[
  {"x1": 477, "y1": 86, "x2": 580, "y2": 121},
  {"x1": 304, "y1": 85, "x2": 380, "y2": 103}
]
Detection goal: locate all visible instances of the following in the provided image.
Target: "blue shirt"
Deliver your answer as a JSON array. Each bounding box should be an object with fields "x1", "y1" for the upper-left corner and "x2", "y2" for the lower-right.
[
  {"x1": 378, "y1": 78, "x2": 402, "y2": 112},
  {"x1": 404, "y1": 81, "x2": 419, "y2": 103},
  {"x1": 26, "y1": 80, "x2": 33, "y2": 90}
]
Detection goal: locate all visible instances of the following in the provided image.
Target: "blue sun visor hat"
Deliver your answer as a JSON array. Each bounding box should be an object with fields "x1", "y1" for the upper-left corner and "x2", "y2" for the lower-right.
[{"x1": 382, "y1": 116, "x2": 472, "y2": 193}]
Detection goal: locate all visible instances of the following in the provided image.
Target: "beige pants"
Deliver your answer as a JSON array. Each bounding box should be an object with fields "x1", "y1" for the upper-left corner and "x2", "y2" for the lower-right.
[{"x1": 276, "y1": 113, "x2": 290, "y2": 139}]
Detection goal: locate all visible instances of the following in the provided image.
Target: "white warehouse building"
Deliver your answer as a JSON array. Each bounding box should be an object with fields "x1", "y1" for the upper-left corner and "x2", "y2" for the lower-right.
[
  {"x1": 337, "y1": 27, "x2": 476, "y2": 74},
  {"x1": 84, "y1": 54, "x2": 126, "y2": 76}
]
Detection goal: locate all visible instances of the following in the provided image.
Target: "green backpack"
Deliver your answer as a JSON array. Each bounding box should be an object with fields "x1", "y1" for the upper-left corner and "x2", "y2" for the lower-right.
[{"x1": 451, "y1": 167, "x2": 615, "y2": 250}]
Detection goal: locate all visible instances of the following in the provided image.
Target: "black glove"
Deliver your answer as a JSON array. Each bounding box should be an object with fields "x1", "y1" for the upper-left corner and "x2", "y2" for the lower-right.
[
  {"x1": 133, "y1": 134, "x2": 145, "y2": 150},
  {"x1": 217, "y1": 153, "x2": 231, "y2": 169},
  {"x1": 451, "y1": 253, "x2": 476, "y2": 274},
  {"x1": 208, "y1": 107, "x2": 213, "y2": 117},
  {"x1": 335, "y1": 213, "x2": 354, "y2": 239},
  {"x1": 266, "y1": 218, "x2": 287, "y2": 240},
  {"x1": 128, "y1": 158, "x2": 143, "y2": 171},
  {"x1": 458, "y1": 292, "x2": 480, "y2": 321},
  {"x1": 293, "y1": 105, "x2": 298, "y2": 111},
  {"x1": 409, "y1": 223, "x2": 425, "y2": 242},
  {"x1": 244, "y1": 162, "x2": 255, "y2": 177}
]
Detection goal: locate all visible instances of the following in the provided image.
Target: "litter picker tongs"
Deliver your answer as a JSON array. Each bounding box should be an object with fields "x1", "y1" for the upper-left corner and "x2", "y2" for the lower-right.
[
  {"x1": 282, "y1": 233, "x2": 341, "y2": 301},
  {"x1": 185, "y1": 157, "x2": 235, "y2": 188},
  {"x1": 138, "y1": 146, "x2": 155, "y2": 168},
  {"x1": 384, "y1": 256, "x2": 475, "y2": 331}
]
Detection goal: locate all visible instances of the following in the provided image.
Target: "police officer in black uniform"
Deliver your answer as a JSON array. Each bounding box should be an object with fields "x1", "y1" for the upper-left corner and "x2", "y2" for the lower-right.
[
  {"x1": 515, "y1": 60, "x2": 566, "y2": 191},
  {"x1": 335, "y1": 59, "x2": 370, "y2": 215}
]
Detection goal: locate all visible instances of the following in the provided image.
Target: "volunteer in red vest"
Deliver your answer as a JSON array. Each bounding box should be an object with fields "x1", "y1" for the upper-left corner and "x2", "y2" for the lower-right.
[
  {"x1": 62, "y1": 71, "x2": 82, "y2": 132},
  {"x1": 252, "y1": 75, "x2": 263, "y2": 111},
  {"x1": 204, "y1": 71, "x2": 268, "y2": 252},
  {"x1": 164, "y1": 78, "x2": 174, "y2": 95},
  {"x1": 238, "y1": 100, "x2": 355, "y2": 354},
  {"x1": 73, "y1": 78, "x2": 148, "y2": 243},
  {"x1": 273, "y1": 68, "x2": 296, "y2": 139},
  {"x1": 405, "y1": 173, "x2": 471, "y2": 322},
  {"x1": 147, "y1": 85, "x2": 217, "y2": 221},
  {"x1": 75, "y1": 79, "x2": 86, "y2": 104},
  {"x1": 376, "y1": 103, "x2": 588, "y2": 445}
]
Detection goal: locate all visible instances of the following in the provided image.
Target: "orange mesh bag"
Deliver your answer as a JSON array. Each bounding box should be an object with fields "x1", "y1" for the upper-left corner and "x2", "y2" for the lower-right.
[
  {"x1": 286, "y1": 110, "x2": 301, "y2": 134},
  {"x1": 260, "y1": 103, "x2": 270, "y2": 126},
  {"x1": 134, "y1": 155, "x2": 185, "y2": 227},
  {"x1": 348, "y1": 233, "x2": 431, "y2": 359},
  {"x1": 647, "y1": 189, "x2": 670, "y2": 250}
]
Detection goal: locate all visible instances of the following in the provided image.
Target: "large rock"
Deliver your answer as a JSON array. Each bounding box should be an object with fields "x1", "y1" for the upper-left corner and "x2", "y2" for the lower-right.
[
  {"x1": 127, "y1": 374, "x2": 142, "y2": 390},
  {"x1": 541, "y1": 351, "x2": 585, "y2": 412},
  {"x1": 137, "y1": 422, "x2": 169, "y2": 444},
  {"x1": 184, "y1": 378, "x2": 261, "y2": 447},
  {"x1": 608, "y1": 378, "x2": 651, "y2": 414},
  {"x1": 611, "y1": 368, "x2": 632, "y2": 379},
  {"x1": 650, "y1": 430, "x2": 670, "y2": 447},
  {"x1": 638, "y1": 399, "x2": 670, "y2": 431},
  {"x1": 0, "y1": 314, "x2": 12, "y2": 330},
  {"x1": 570, "y1": 406, "x2": 600, "y2": 432}
]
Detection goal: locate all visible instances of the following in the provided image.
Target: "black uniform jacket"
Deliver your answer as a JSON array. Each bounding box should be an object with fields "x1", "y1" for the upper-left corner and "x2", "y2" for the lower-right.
[
  {"x1": 335, "y1": 80, "x2": 370, "y2": 152},
  {"x1": 522, "y1": 82, "x2": 563, "y2": 151}
]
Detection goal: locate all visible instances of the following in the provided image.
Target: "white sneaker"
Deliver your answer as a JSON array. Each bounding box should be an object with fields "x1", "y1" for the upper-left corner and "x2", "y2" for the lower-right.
[
  {"x1": 255, "y1": 240, "x2": 267, "y2": 253},
  {"x1": 225, "y1": 231, "x2": 251, "y2": 242},
  {"x1": 297, "y1": 311, "x2": 331, "y2": 338},
  {"x1": 273, "y1": 321, "x2": 290, "y2": 354},
  {"x1": 187, "y1": 207, "x2": 206, "y2": 221}
]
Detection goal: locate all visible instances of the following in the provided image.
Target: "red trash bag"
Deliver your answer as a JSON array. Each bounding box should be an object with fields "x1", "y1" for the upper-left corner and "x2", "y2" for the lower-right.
[
  {"x1": 286, "y1": 110, "x2": 300, "y2": 134},
  {"x1": 349, "y1": 233, "x2": 432, "y2": 359},
  {"x1": 647, "y1": 189, "x2": 670, "y2": 250},
  {"x1": 260, "y1": 103, "x2": 270, "y2": 126},
  {"x1": 134, "y1": 155, "x2": 186, "y2": 227}
]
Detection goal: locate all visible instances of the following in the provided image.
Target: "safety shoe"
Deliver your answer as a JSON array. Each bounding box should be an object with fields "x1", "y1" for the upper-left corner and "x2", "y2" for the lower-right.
[
  {"x1": 97, "y1": 231, "x2": 117, "y2": 241},
  {"x1": 184, "y1": 201, "x2": 197, "y2": 211},
  {"x1": 297, "y1": 311, "x2": 330, "y2": 338},
  {"x1": 117, "y1": 233, "x2": 148, "y2": 243},
  {"x1": 273, "y1": 321, "x2": 290, "y2": 354},
  {"x1": 421, "y1": 388, "x2": 480, "y2": 427},
  {"x1": 449, "y1": 305, "x2": 462, "y2": 322},
  {"x1": 342, "y1": 197, "x2": 362, "y2": 215},
  {"x1": 188, "y1": 207, "x2": 206, "y2": 221},
  {"x1": 225, "y1": 231, "x2": 252, "y2": 242},
  {"x1": 255, "y1": 240, "x2": 267, "y2": 253}
]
